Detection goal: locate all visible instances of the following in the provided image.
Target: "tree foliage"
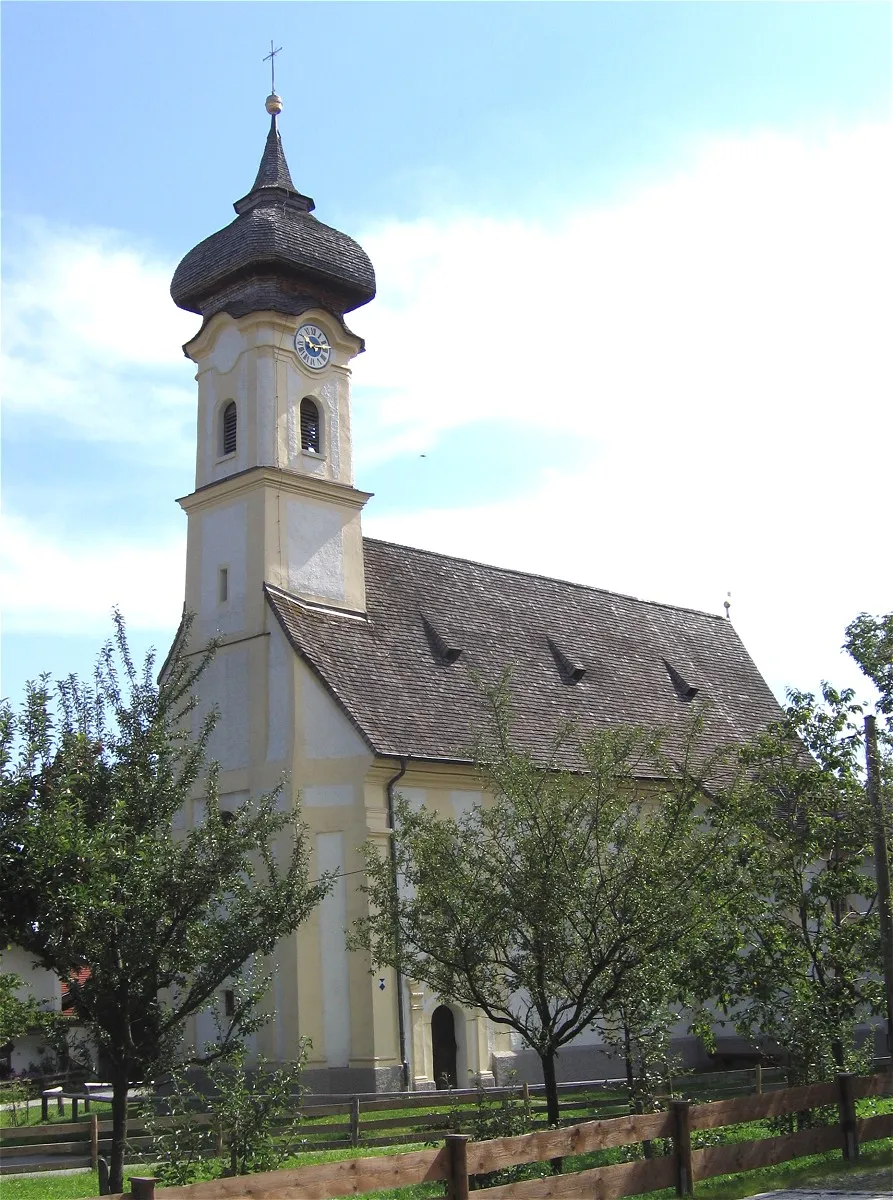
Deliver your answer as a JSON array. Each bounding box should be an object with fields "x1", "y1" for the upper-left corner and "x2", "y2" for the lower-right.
[
  {"x1": 148, "y1": 1044, "x2": 309, "y2": 1184},
  {"x1": 721, "y1": 677, "x2": 884, "y2": 1082},
  {"x1": 0, "y1": 613, "x2": 330, "y2": 1192},
  {"x1": 351, "y1": 688, "x2": 745, "y2": 1127}
]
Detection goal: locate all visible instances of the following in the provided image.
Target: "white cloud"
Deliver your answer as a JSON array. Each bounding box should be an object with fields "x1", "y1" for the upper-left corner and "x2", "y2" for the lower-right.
[
  {"x1": 0, "y1": 514, "x2": 185, "y2": 636},
  {"x1": 352, "y1": 124, "x2": 892, "y2": 468},
  {"x1": 1, "y1": 219, "x2": 197, "y2": 461}
]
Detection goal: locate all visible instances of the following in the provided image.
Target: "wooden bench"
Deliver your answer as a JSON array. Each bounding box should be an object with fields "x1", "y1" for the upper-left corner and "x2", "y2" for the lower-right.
[{"x1": 40, "y1": 1087, "x2": 65, "y2": 1120}]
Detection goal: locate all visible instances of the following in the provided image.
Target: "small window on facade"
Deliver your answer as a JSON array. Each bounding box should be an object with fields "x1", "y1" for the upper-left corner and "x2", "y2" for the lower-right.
[
  {"x1": 218, "y1": 567, "x2": 229, "y2": 604},
  {"x1": 221, "y1": 401, "x2": 237, "y2": 456},
  {"x1": 223, "y1": 989, "x2": 235, "y2": 1017},
  {"x1": 300, "y1": 397, "x2": 321, "y2": 453}
]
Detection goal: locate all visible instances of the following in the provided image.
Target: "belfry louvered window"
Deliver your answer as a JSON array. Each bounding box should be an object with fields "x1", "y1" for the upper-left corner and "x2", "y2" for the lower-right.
[
  {"x1": 221, "y1": 401, "x2": 237, "y2": 456},
  {"x1": 300, "y1": 397, "x2": 321, "y2": 453}
]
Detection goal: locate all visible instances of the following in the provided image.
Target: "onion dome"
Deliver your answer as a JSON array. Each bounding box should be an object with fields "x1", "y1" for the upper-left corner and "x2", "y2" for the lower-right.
[{"x1": 171, "y1": 98, "x2": 375, "y2": 321}]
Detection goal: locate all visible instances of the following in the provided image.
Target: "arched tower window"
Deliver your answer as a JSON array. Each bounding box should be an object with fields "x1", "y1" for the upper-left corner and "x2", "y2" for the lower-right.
[
  {"x1": 220, "y1": 401, "x2": 237, "y2": 456},
  {"x1": 300, "y1": 397, "x2": 321, "y2": 453}
]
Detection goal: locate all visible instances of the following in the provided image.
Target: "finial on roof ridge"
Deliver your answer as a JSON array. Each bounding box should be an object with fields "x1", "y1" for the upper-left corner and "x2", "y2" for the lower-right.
[{"x1": 265, "y1": 92, "x2": 283, "y2": 115}]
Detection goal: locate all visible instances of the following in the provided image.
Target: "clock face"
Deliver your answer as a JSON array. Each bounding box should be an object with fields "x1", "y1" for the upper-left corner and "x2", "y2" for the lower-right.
[{"x1": 295, "y1": 323, "x2": 331, "y2": 370}]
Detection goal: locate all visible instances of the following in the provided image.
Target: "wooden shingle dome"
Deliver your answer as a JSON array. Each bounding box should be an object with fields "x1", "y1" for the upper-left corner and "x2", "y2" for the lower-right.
[{"x1": 171, "y1": 105, "x2": 375, "y2": 322}]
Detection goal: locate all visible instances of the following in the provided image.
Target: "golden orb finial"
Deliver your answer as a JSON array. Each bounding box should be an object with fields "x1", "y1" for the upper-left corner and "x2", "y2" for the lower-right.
[{"x1": 265, "y1": 92, "x2": 283, "y2": 115}]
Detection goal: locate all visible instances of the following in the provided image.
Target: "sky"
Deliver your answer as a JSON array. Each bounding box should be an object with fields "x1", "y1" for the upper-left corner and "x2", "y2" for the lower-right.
[{"x1": 1, "y1": 1, "x2": 891, "y2": 713}]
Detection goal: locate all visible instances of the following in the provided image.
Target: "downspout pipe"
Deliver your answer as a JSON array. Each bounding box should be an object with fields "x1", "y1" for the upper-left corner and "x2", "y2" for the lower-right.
[{"x1": 385, "y1": 757, "x2": 410, "y2": 1090}]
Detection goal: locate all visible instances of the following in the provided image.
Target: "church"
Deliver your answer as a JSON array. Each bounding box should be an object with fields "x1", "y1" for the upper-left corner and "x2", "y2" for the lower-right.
[{"x1": 169, "y1": 90, "x2": 783, "y2": 1094}]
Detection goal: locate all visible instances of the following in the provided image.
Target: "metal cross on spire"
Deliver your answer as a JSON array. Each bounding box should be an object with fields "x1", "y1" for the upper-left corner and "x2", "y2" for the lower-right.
[{"x1": 264, "y1": 40, "x2": 282, "y2": 94}]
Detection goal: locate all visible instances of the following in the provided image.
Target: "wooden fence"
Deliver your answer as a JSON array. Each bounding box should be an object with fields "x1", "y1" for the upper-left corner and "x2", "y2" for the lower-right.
[
  {"x1": 90, "y1": 1070, "x2": 891, "y2": 1200},
  {"x1": 0, "y1": 1069, "x2": 788, "y2": 1175}
]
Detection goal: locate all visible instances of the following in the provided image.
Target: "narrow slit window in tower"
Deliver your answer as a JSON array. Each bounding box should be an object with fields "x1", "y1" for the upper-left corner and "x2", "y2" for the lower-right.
[
  {"x1": 300, "y1": 397, "x2": 321, "y2": 453},
  {"x1": 218, "y1": 567, "x2": 229, "y2": 604},
  {"x1": 221, "y1": 401, "x2": 237, "y2": 456}
]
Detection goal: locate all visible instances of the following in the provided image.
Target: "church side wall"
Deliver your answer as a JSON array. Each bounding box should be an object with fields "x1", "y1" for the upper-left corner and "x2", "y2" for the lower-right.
[
  {"x1": 285, "y1": 656, "x2": 389, "y2": 1092},
  {"x1": 367, "y1": 766, "x2": 716, "y2": 1093}
]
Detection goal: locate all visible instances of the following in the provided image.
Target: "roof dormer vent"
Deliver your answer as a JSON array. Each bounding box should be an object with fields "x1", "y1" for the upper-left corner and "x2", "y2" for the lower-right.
[
  {"x1": 663, "y1": 659, "x2": 699, "y2": 702},
  {"x1": 421, "y1": 615, "x2": 462, "y2": 665},
  {"x1": 548, "y1": 638, "x2": 586, "y2": 685}
]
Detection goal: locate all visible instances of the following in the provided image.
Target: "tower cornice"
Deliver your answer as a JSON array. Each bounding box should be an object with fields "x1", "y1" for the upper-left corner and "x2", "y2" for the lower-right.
[
  {"x1": 183, "y1": 307, "x2": 363, "y2": 365},
  {"x1": 177, "y1": 464, "x2": 373, "y2": 515}
]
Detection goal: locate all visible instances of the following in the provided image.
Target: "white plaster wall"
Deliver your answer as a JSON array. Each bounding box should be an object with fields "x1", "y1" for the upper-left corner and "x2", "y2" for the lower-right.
[
  {"x1": 203, "y1": 648, "x2": 250, "y2": 771},
  {"x1": 199, "y1": 501, "x2": 248, "y2": 639},
  {"x1": 504, "y1": 987, "x2": 607, "y2": 1049},
  {"x1": 399, "y1": 787, "x2": 427, "y2": 813},
  {"x1": 303, "y1": 784, "x2": 356, "y2": 808},
  {"x1": 208, "y1": 324, "x2": 243, "y2": 376},
  {"x1": 563, "y1": 1024, "x2": 608, "y2": 1048},
  {"x1": 451, "y1": 790, "x2": 483, "y2": 820},
  {"x1": 275, "y1": 971, "x2": 285, "y2": 1061},
  {"x1": 194, "y1": 1005, "x2": 217, "y2": 1058},
  {"x1": 257, "y1": 353, "x2": 276, "y2": 467},
  {"x1": 0, "y1": 947, "x2": 60, "y2": 1009},
  {"x1": 316, "y1": 833, "x2": 351, "y2": 1067},
  {"x1": 266, "y1": 621, "x2": 291, "y2": 764},
  {"x1": 285, "y1": 499, "x2": 345, "y2": 602},
  {"x1": 220, "y1": 789, "x2": 249, "y2": 815},
  {"x1": 301, "y1": 669, "x2": 367, "y2": 760}
]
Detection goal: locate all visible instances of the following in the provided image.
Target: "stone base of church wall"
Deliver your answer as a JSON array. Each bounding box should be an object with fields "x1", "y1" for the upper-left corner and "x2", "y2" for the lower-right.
[
  {"x1": 491, "y1": 1036, "x2": 710, "y2": 1087},
  {"x1": 302, "y1": 1064, "x2": 406, "y2": 1095}
]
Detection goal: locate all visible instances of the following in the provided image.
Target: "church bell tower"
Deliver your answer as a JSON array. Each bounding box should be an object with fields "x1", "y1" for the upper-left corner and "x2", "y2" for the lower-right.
[{"x1": 171, "y1": 90, "x2": 376, "y2": 645}]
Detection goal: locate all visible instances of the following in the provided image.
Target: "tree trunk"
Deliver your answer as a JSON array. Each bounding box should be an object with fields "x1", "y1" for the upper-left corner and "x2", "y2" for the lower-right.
[
  {"x1": 540, "y1": 1049, "x2": 563, "y2": 1173},
  {"x1": 623, "y1": 1022, "x2": 635, "y2": 1098},
  {"x1": 831, "y1": 1038, "x2": 844, "y2": 1070},
  {"x1": 624, "y1": 1023, "x2": 652, "y2": 1158},
  {"x1": 108, "y1": 1067, "x2": 130, "y2": 1196}
]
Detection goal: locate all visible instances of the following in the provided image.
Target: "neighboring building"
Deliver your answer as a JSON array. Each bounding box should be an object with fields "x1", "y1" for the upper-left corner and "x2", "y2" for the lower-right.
[
  {"x1": 169, "y1": 92, "x2": 784, "y2": 1093},
  {"x1": 0, "y1": 947, "x2": 62, "y2": 1077}
]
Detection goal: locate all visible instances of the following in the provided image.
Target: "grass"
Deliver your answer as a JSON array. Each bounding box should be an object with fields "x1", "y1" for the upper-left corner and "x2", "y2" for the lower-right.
[
  {"x1": 1, "y1": 1101, "x2": 114, "y2": 1130},
  {"x1": 1, "y1": 1088, "x2": 889, "y2": 1199}
]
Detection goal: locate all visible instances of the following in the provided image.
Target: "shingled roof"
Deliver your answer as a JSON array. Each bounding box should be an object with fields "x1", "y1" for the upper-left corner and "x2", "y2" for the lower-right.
[
  {"x1": 266, "y1": 539, "x2": 783, "y2": 773},
  {"x1": 171, "y1": 114, "x2": 375, "y2": 320}
]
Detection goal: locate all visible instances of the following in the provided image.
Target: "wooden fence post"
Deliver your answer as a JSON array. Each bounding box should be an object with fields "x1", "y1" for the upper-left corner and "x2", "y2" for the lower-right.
[
  {"x1": 755, "y1": 1064, "x2": 762, "y2": 1095},
  {"x1": 837, "y1": 1073, "x2": 858, "y2": 1160},
  {"x1": 445, "y1": 1132, "x2": 470, "y2": 1200},
  {"x1": 671, "y1": 1099, "x2": 694, "y2": 1196},
  {"x1": 89, "y1": 1113, "x2": 99, "y2": 1169},
  {"x1": 129, "y1": 1178, "x2": 156, "y2": 1200},
  {"x1": 350, "y1": 1096, "x2": 361, "y2": 1148}
]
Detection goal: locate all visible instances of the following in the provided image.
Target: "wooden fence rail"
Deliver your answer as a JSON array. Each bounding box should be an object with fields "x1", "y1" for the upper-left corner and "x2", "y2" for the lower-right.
[{"x1": 84, "y1": 1070, "x2": 891, "y2": 1200}]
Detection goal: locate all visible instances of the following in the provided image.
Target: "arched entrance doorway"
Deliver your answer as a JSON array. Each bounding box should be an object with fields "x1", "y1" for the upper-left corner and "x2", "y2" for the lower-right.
[{"x1": 431, "y1": 1005, "x2": 458, "y2": 1088}]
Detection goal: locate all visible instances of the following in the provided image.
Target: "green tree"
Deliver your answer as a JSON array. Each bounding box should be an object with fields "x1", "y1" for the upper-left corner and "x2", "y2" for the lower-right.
[
  {"x1": 0, "y1": 614, "x2": 330, "y2": 1194},
  {"x1": 845, "y1": 611, "x2": 893, "y2": 716},
  {"x1": 721, "y1": 682, "x2": 882, "y2": 1083},
  {"x1": 597, "y1": 965, "x2": 683, "y2": 1121},
  {"x1": 350, "y1": 691, "x2": 744, "y2": 1130},
  {"x1": 148, "y1": 1043, "x2": 308, "y2": 1184}
]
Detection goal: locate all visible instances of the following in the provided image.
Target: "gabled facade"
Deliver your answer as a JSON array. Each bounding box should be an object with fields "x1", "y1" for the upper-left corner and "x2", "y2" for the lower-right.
[{"x1": 170, "y1": 92, "x2": 784, "y2": 1093}]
